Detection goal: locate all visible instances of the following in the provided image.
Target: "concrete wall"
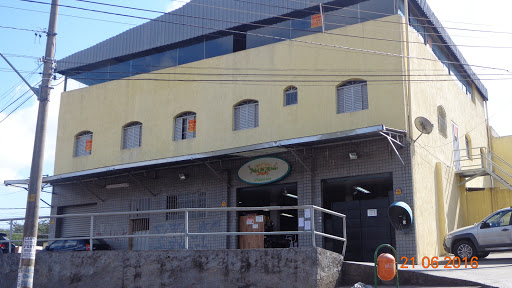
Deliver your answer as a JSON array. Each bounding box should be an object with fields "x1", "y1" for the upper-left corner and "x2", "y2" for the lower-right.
[
  {"x1": 54, "y1": 15, "x2": 407, "y2": 175},
  {"x1": 0, "y1": 248, "x2": 343, "y2": 288},
  {"x1": 406, "y1": 24, "x2": 489, "y2": 259}
]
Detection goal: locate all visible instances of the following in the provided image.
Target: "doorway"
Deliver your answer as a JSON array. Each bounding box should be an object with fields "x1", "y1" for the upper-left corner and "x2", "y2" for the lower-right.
[
  {"x1": 322, "y1": 173, "x2": 394, "y2": 262},
  {"x1": 237, "y1": 183, "x2": 298, "y2": 248}
]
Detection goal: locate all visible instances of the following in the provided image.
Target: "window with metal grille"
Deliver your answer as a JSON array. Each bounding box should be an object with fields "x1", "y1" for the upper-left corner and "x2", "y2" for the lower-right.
[
  {"x1": 166, "y1": 192, "x2": 207, "y2": 220},
  {"x1": 74, "y1": 131, "x2": 93, "y2": 157},
  {"x1": 122, "y1": 122, "x2": 142, "y2": 149},
  {"x1": 336, "y1": 80, "x2": 368, "y2": 114},
  {"x1": 234, "y1": 100, "x2": 259, "y2": 131},
  {"x1": 284, "y1": 86, "x2": 298, "y2": 106},
  {"x1": 174, "y1": 112, "x2": 196, "y2": 141},
  {"x1": 438, "y1": 106, "x2": 447, "y2": 137}
]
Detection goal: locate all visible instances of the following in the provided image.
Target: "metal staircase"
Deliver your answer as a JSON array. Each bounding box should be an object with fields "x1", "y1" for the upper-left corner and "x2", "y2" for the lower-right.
[{"x1": 455, "y1": 147, "x2": 512, "y2": 191}]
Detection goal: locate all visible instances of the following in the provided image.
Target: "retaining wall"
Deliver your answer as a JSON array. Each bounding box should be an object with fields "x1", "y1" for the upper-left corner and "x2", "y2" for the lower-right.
[{"x1": 0, "y1": 247, "x2": 343, "y2": 288}]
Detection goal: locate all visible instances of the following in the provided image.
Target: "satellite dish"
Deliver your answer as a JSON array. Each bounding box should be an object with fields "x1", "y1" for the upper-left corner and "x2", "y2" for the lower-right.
[{"x1": 413, "y1": 116, "x2": 433, "y2": 142}]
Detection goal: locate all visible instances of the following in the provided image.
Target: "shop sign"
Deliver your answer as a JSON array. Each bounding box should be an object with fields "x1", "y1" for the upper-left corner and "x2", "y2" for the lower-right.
[{"x1": 238, "y1": 157, "x2": 290, "y2": 185}]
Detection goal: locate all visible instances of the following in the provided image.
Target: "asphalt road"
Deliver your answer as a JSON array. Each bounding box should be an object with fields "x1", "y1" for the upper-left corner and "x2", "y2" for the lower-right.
[{"x1": 403, "y1": 251, "x2": 512, "y2": 287}]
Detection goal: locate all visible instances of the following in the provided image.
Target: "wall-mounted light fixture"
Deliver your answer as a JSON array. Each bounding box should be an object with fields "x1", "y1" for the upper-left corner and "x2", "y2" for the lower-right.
[
  {"x1": 105, "y1": 183, "x2": 129, "y2": 189},
  {"x1": 178, "y1": 173, "x2": 188, "y2": 180},
  {"x1": 354, "y1": 186, "x2": 371, "y2": 194},
  {"x1": 280, "y1": 213, "x2": 295, "y2": 218},
  {"x1": 349, "y1": 152, "x2": 358, "y2": 160}
]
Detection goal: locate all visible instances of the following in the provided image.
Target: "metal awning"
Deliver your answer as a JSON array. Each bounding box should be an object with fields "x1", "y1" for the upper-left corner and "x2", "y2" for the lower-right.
[{"x1": 4, "y1": 125, "x2": 406, "y2": 186}]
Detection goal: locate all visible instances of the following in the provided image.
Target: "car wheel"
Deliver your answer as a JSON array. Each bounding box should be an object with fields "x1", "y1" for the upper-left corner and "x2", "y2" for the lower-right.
[
  {"x1": 477, "y1": 252, "x2": 490, "y2": 259},
  {"x1": 454, "y1": 240, "x2": 476, "y2": 259}
]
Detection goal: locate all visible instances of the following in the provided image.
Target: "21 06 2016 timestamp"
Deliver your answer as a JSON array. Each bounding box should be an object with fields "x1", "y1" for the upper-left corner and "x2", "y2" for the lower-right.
[{"x1": 400, "y1": 256, "x2": 479, "y2": 269}]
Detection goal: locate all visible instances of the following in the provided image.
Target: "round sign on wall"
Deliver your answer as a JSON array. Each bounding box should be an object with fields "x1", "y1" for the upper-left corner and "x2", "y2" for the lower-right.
[{"x1": 238, "y1": 157, "x2": 291, "y2": 185}]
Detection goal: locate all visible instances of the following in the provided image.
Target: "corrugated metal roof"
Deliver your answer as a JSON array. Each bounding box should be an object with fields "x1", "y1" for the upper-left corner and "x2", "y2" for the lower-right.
[
  {"x1": 56, "y1": 0, "x2": 488, "y2": 99},
  {"x1": 57, "y1": 0, "x2": 345, "y2": 72}
]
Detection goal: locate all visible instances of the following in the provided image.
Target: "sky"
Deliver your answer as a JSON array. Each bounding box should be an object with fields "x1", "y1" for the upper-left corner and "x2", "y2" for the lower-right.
[{"x1": 0, "y1": 0, "x2": 511, "y2": 223}]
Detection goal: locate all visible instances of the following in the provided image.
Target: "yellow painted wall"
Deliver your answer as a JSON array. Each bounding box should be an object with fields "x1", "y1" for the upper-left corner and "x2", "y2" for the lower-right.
[
  {"x1": 54, "y1": 15, "x2": 408, "y2": 175},
  {"x1": 491, "y1": 135, "x2": 512, "y2": 190},
  {"x1": 406, "y1": 26, "x2": 489, "y2": 258}
]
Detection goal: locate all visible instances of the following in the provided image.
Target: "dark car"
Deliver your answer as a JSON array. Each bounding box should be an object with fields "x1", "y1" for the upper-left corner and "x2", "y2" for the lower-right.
[
  {"x1": 43, "y1": 238, "x2": 112, "y2": 252},
  {"x1": 0, "y1": 233, "x2": 17, "y2": 253}
]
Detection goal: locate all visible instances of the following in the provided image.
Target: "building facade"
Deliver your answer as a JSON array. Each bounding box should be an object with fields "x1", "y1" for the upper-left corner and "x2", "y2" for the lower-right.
[{"x1": 34, "y1": 0, "x2": 501, "y2": 261}]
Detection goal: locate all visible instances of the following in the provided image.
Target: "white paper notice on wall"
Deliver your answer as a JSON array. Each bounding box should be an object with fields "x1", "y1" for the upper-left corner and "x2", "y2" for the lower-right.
[
  {"x1": 246, "y1": 218, "x2": 254, "y2": 225},
  {"x1": 367, "y1": 209, "x2": 378, "y2": 217},
  {"x1": 21, "y1": 237, "x2": 37, "y2": 259},
  {"x1": 304, "y1": 221, "x2": 311, "y2": 231},
  {"x1": 298, "y1": 217, "x2": 305, "y2": 227},
  {"x1": 252, "y1": 224, "x2": 259, "y2": 229},
  {"x1": 304, "y1": 209, "x2": 311, "y2": 219},
  {"x1": 256, "y1": 215, "x2": 264, "y2": 223}
]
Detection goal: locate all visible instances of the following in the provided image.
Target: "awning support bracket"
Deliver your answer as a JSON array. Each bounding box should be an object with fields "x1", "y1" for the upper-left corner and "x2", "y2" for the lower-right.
[
  {"x1": 204, "y1": 162, "x2": 231, "y2": 188},
  {"x1": 380, "y1": 131, "x2": 405, "y2": 166},
  {"x1": 79, "y1": 181, "x2": 105, "y2": 202},
  {"x1": 288, "y1": 149, "x2": 314, "y2": 176},
  {"x1": 128, "y1": 173, "x2": 156, "y2": 197}
]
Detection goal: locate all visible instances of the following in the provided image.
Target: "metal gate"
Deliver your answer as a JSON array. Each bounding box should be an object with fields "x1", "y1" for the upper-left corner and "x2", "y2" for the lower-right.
[
  {"x1": 130, "y1": 218, "x2": 149, "y2": 250},
  {"x1": 329, "y1": 197, "x2": 391, "y2": 262},
  {"x1": 59, "y1": 204, "x2": 97, "y2": 237}
]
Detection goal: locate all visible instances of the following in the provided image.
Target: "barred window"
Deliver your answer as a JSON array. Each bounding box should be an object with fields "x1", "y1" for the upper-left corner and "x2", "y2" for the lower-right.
[
  {"x1": 166, "y1": 192, "x2": 207, "y2": 220},
  {"x1": 337, "y1": 80, "x2": 368, "y2": 114},
  {"x1": 234, "y1": 100, "x2": 259, "y2": 131},
  {"x1": 74, "y1": 131, "x2": 93, "y2": 157},
  {"x1": 122, "y1": 122, "x2": 142, "y2": 149},
  {"x1": 284, "y1": 86, "x2": 298, "y2": 106},
  {"x1": 174, "y1": 112, "x2": 196, "y2": 141},
  {"x1": 438, "y1": 106, "x2": 447, "y2": 137}
]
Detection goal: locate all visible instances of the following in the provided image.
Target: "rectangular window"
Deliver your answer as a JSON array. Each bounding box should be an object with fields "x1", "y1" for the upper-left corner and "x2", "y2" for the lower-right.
[
  {"x1": 174, "y1": 114, "x2": 196, "y2": 141},
  {"x1": 234, "y1": 103, "x2": 259, "y2": 130},
  {"x1": 166, "y1": 192, "x2": 207, "y2": 220},
  {"x1": 285, "y1": 89, "x2": 298, "y2": 106},
  {"x1": 74, "y1": 133, "x2": 93, "y2": 157},
  {"x1": 123, "y1": 124, "x2": 142, "y2": 149},
  {"x1": 337, "y1": 82, "x2": 368, "y2": 114}
]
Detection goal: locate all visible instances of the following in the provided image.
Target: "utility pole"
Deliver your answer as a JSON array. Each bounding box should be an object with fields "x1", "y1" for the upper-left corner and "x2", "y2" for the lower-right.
[{"x1": 17, "y1": 1, "x2": 59, "y2": 287}]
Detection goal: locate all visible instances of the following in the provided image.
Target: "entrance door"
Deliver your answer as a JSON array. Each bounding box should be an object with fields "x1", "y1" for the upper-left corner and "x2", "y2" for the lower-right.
[
  {"x1": 237, "y1": 183, "x2": 298, "y2": 248},
  {"x1": 323, "y1": 173, "x2": 393, "y2": 262},
  {"x1": 452, "y1": 122, "x2": 461, "y2": 170}
]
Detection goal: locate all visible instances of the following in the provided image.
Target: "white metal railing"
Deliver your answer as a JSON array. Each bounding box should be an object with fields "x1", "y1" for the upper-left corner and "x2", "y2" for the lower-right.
[{"x1": 0, "y1": 205, "x2": 347, "y2": 257}]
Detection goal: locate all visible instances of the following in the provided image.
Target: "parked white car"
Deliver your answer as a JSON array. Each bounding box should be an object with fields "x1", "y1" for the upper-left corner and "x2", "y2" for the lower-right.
[{"x1": 444, "y1": 207, "x2": 512, "y2": 259}]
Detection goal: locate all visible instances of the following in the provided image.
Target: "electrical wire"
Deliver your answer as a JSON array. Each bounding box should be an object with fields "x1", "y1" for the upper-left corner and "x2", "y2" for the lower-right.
[
  {"x1": 11, "y1": 0, "x2": 510, "y2": 78},
  {"x1": 21, "y1": 0, "x2": 505, "y2": 75},
  {"x1": 0, "y1": 89, "x2": 35, "y2": 125},
  {"x1": 0, "y1": 4, "x2": 139, "y2": 26}
]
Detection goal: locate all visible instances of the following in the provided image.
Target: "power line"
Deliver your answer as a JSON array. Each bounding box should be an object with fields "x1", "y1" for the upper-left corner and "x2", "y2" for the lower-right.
[
  {"x1": 25, "y1": 0, "x2": 505, "y2": 75},
  {"x1": 0, "y1": 89, "x2": 36, "y2": 125},
  {"x1": 0, "y1": 4, "x2": 139, "y2": 26}
]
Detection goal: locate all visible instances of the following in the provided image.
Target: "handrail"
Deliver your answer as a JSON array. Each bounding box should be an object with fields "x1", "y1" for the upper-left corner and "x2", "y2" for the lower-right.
[{"x1": 0, "y1": 205, "x2": 347, "y2": 258}]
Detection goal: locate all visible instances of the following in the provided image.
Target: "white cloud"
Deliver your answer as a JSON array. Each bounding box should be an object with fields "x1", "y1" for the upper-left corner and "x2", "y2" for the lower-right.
[
  {"x1": 0, "y1": 83, "x2": 62, "y2": 184},
  {"x1": 166, "y1": 0, "x2": 190, "y2": 13}
]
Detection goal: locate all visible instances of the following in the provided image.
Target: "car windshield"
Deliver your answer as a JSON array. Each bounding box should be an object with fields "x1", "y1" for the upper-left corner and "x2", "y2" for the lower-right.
[
  {"x1": 92, "y1": 239, "x2": 107, "y2": 244},
  {"x1": 484, "y1": 210, "x2": 512, "y2": 227}
]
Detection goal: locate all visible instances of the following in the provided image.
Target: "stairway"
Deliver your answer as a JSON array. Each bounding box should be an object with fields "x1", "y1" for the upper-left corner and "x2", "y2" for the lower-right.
[{"x1": 455, "y1": 147, "x2": 512, "y2": 191}]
